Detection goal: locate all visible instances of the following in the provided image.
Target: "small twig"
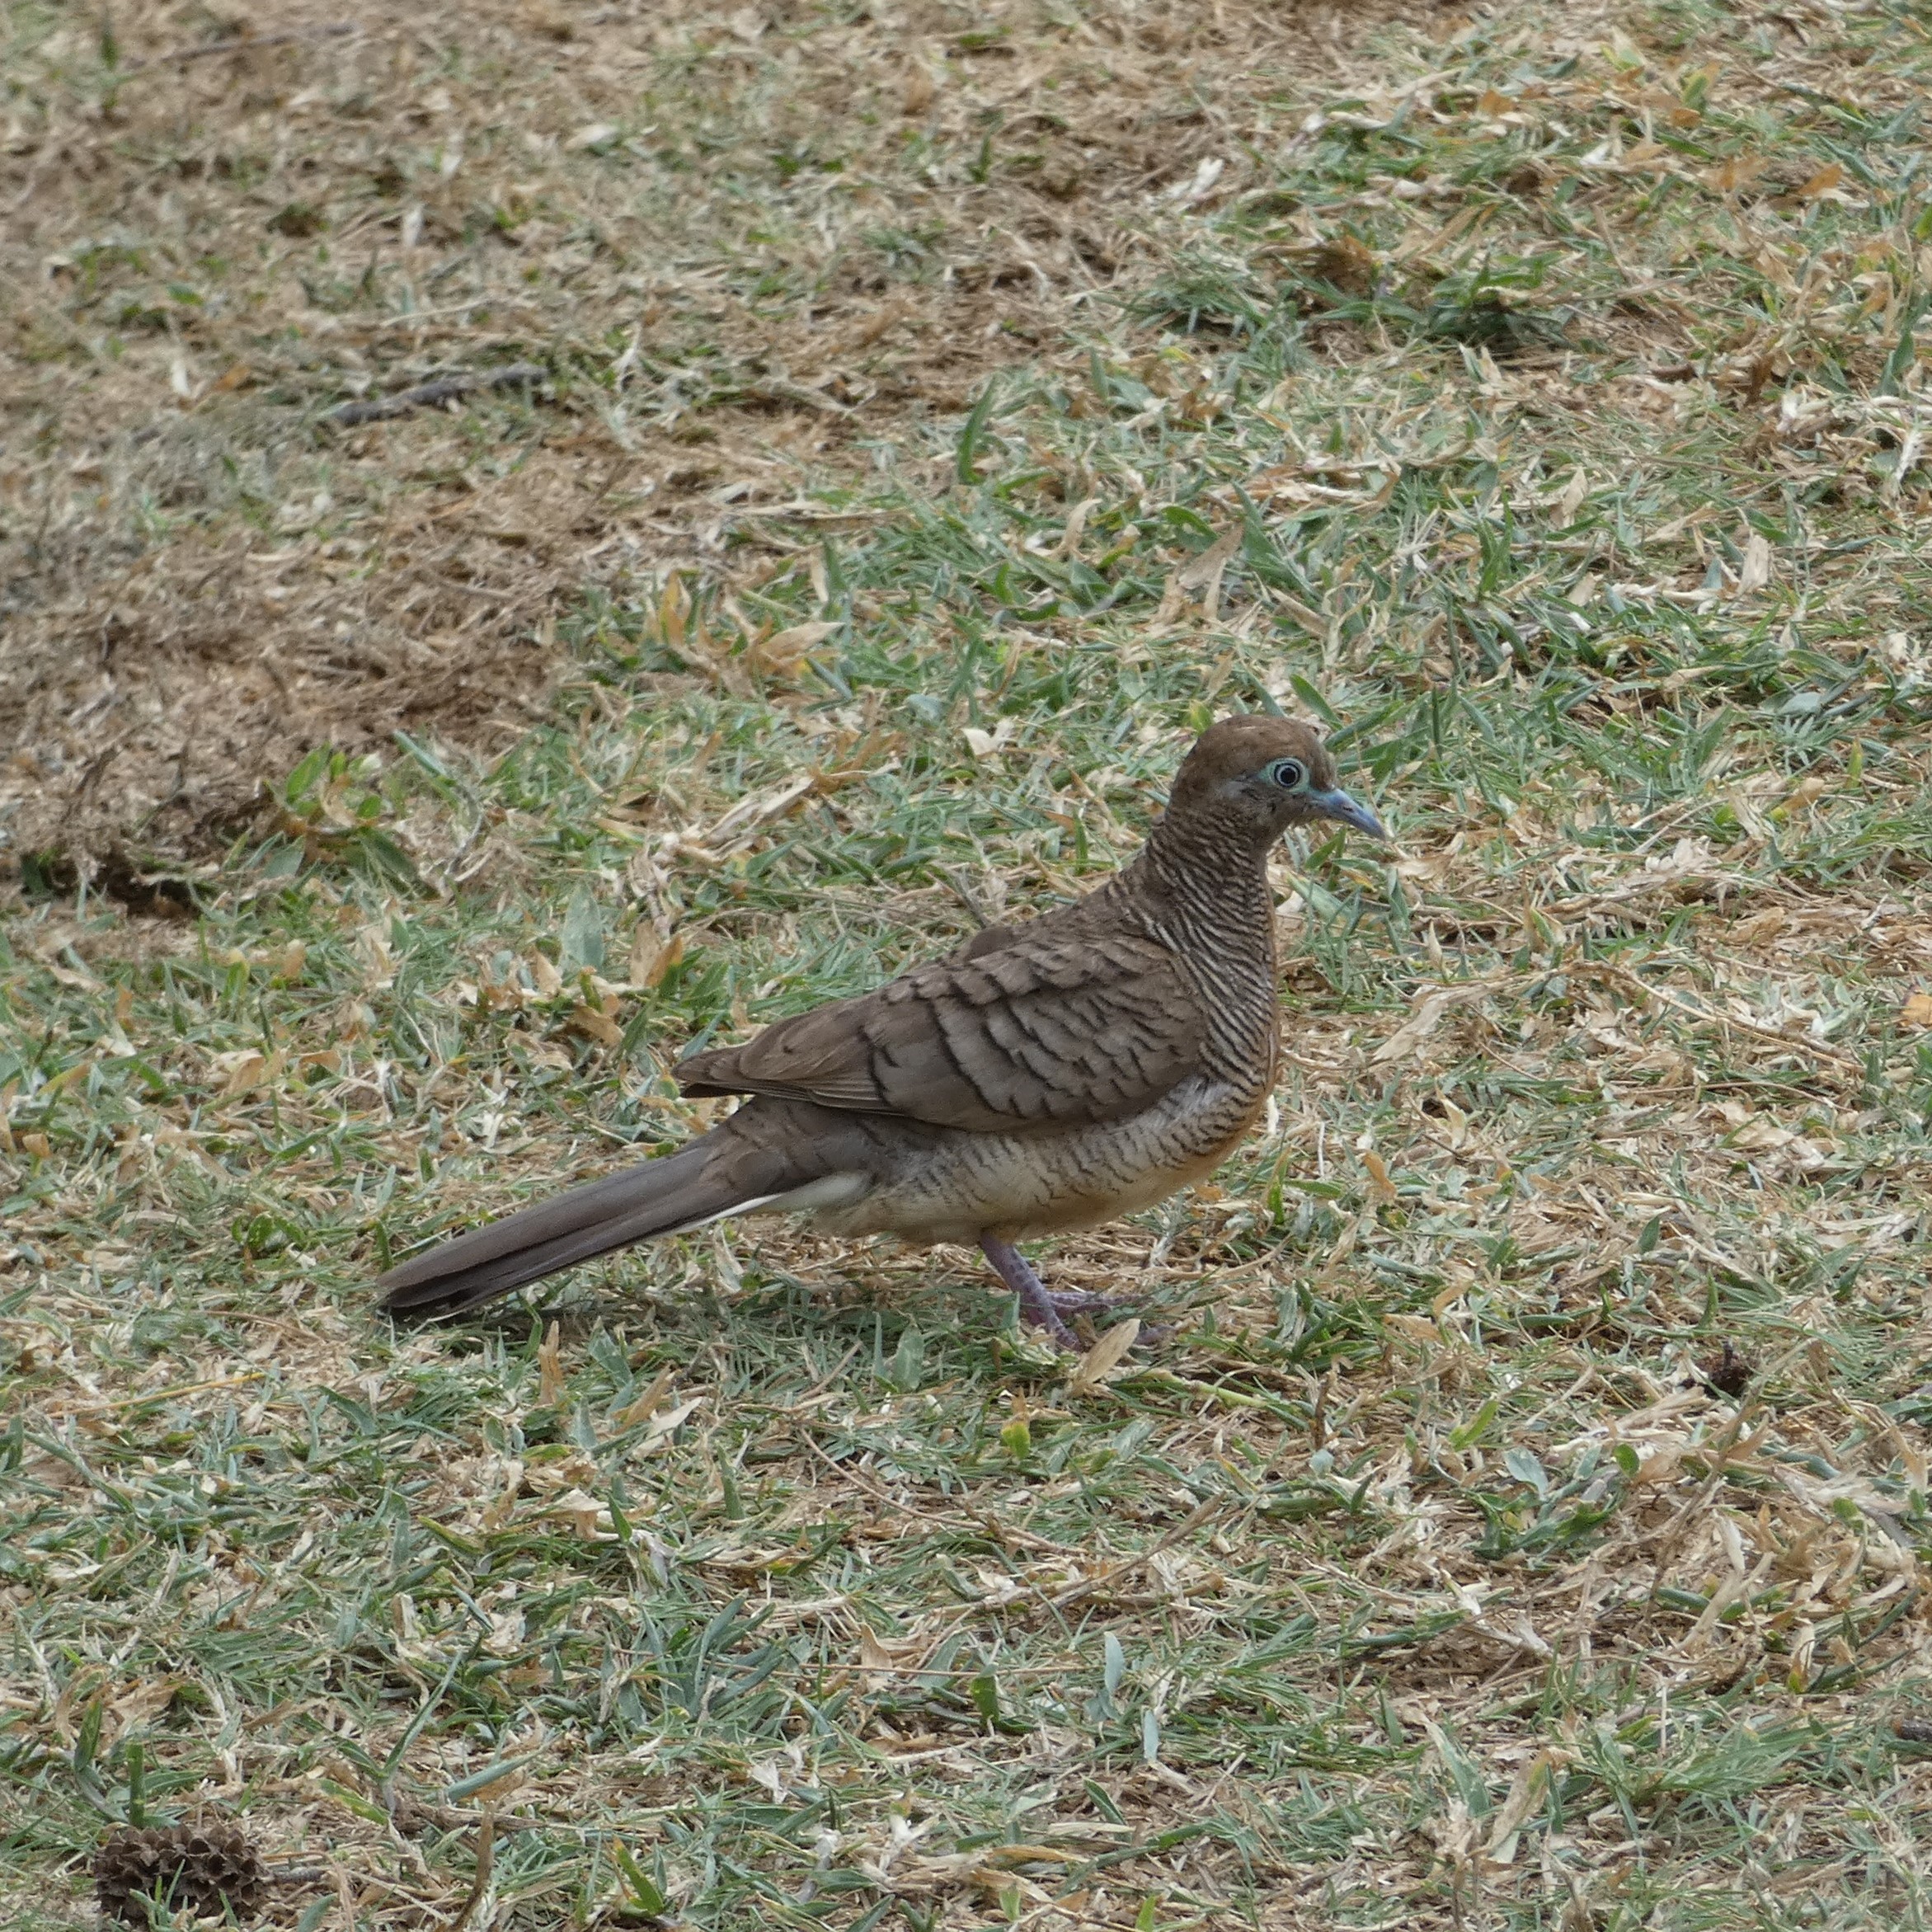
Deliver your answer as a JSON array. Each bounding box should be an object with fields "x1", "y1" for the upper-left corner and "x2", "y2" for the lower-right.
[
  {"x1": 744, "y1": 377, "x2": 854, "y2": 416},
  {"x1": 115, "y1": 22, "x2": 356, "y2": 75},
  {"x1": 1046, "y1": 1492, "x2": 1231, "y2": 1609},
  {"x1": 1583, "y1": 960, "x2": 1863, "y2": 1073},
  {"x1": 717, "y1": 501, "x2": 891, "y2": 520},
  {"x1": 64, "y1": 1370, "x2": 267, "y2": 1415},
  {"x1": 6, "y1": 150, "x2": 50, "y2": 214},
  {"x1": 447, "y1": 1815, "x2": 494, "y2": 1932},
  {"x1": 392, "y1": 1795, "x2": 545, "y2": 1836},
  {"x1": 327, "y1": 364, "x2": 548, "y2": 428}
]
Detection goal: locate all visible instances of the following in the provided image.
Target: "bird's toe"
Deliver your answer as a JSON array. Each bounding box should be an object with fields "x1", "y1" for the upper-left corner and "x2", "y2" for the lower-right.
[{"x1": 1041, "y1": 1287, "x2": 1127, "y2": 1318}]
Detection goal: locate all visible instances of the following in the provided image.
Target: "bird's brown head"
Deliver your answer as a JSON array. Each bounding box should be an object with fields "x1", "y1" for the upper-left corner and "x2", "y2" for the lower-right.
[{"x1": 1166, "y1": 715, "x2": 1388, "y2": 844}]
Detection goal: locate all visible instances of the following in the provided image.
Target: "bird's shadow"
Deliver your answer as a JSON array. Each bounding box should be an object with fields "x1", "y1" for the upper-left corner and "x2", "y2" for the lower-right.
[{"x1": 381, "y1": 1268, "x2": 1206, "y2": 1373}]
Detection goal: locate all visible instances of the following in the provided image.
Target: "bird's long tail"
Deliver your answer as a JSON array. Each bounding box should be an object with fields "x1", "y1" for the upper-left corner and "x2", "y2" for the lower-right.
[{"x1": 376, "y1": 1129, "x2": 788, "y2": 1321}]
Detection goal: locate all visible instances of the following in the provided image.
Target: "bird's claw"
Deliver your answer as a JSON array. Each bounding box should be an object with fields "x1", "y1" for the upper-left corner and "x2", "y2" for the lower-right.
[
  {"x1": 980, "y1": 1238, "x2": 1164, "y2": 1352},
  {"x1": 1040, "y1": 1288, "x2": 1126, "y2": 1318},
  {"x1": 1037, "y1": 1289, "x2": 1169, "y2": 1351}
]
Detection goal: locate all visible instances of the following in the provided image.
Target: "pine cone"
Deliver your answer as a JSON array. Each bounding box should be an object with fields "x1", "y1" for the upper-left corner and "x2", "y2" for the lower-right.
[{"x1": 93, "y1": 1822, "x2": 266, "y2": 1925}]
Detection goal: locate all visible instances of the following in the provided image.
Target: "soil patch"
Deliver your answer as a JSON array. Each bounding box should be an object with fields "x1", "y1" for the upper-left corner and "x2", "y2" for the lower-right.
[{"x1": 2, "y1": 0, "x2": 1427, "y2": 870}]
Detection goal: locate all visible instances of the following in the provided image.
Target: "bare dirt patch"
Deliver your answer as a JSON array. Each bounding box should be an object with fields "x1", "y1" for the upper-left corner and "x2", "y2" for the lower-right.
[{"x1": 2, "y1": 0, "x2": 1424, "y2": 872}]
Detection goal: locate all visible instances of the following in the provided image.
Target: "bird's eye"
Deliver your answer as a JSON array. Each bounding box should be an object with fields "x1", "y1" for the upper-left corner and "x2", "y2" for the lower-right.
[{"x1": 1266, "y1": 758, "x2": 1308, "y2": 792}]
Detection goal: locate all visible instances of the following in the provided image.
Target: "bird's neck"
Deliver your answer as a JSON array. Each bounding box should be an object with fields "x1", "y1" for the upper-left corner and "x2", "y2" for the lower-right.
[
  {"x1": 1125, "y1": 809, "x2": 1280, "y2": 979},
  {"x1": 1121, "y1": 811, "x2": 1281, "y2": 1088}
]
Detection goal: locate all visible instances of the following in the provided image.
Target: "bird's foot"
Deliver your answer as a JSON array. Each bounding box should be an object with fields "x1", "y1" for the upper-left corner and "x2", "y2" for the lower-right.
[
  {"x1": 979, "y1": 1237, "x2": 1079, "y2": 1351},
  {"x1": 1051, "y1": 1286, "x2": 1173, "y2": 1349},
  {"x1": 1039, "y1": 1287, "x2": 1126, "y2": 1319}
]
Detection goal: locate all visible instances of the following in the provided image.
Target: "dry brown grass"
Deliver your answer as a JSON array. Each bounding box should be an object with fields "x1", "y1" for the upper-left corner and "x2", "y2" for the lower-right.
[
  {"x1": 8, "y1": 0, "x2": 1932, "y2": 1926},
  {"x1": 2, "y1": 0, "x2": 1415, "y2": 868}
]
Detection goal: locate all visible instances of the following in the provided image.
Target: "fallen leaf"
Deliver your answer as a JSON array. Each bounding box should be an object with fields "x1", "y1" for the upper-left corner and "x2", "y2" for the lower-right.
[
  {"x1": 1175, "y1": 526, "x2": 1241, "y2": 590},
  {"x1": 1705, "y1": 153, "x2": 1766, "y2": 193},
  {"x1": 1903, "y1": 991, "x2": 1932, "y2": 1030},
  {"x1": 1371, "y1": 985, "x2": 1484, "y2": 1065},
  {"x1": 570, "y1": 1002, "x2": 623, "y2": 1047},
  {"x1": 1068, "y1": 1319, "x2": 1140, "y2": 1395},
  {"x1": 1773, "y1": 774, "x2": 1827, "y2": 816},
  {"x1": 755, "y1": 620, "x2": 839, "y2": 671},
  {"x1": 211, "y1": 1049, "x2": 272, "y2": 1100},
  {"x1": 613, "y1": 1367, "x2": 675, "y2": 1431},
  {"x1": 963, "y1": 719, "x2": 1016, "y2": 760},
  {"x1": 628, "y1": 924, "x2": 684, "y2": 989},
  {"x1": 1054, "y1": 496, "x2": 1102, "y2": 561},
  {"x1": 902, "y1": 60, "x2": 937, "y2": 115},
  {"x1": 480, "y1": 1460, "x2": 524, "y2": 1532},
  {"x1": 543, "y1": 1488, "x2": 609, "y2": 1539},
  {"x1": 1384, "y1": 1314, "x2": 1441, "y2": 1347},
  {"x1": 639, "y1": 1397, "x2": 704, "y2": 1450},
  {"x1": 538, "y1": 1320, "x2": 566, "y2": 1407}
]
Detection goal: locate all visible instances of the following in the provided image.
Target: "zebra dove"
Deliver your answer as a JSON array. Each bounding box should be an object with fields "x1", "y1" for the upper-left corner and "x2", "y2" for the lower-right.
[{"x1": 377, "y1": 716, "x2": 1387, "y2": 1347}]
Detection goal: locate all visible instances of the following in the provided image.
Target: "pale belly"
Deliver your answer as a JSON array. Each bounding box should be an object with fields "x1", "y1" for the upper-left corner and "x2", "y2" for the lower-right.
[{"x1": 799, "y1": 1074, "x2": 1264, "y2": 1248}]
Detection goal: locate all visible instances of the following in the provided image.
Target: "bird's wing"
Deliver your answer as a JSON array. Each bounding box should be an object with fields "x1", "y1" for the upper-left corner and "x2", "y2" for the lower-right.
[
  {"x1": 675, "y1": 928, "x2": 1205, "y2": 1133},
  {"x1": 944, "y1": 920, "x2": 1023, "y2": 965}
]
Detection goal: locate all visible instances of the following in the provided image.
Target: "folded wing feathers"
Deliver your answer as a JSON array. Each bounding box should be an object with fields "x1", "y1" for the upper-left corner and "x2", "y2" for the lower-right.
[{"x1": 675, "y1": 929, "x2": 1202, "y2": 1132}]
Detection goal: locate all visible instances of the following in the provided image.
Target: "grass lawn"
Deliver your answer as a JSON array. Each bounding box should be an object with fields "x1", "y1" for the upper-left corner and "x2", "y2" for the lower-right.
[{"x1": 7, "y1": 0, "x2": 1932, "y2": 1925}]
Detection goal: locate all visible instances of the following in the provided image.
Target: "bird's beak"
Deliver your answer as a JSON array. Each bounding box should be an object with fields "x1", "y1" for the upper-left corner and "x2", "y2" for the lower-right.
[{"x1": 1308, "y1": 787, "x2": 1389, "y2": 841}]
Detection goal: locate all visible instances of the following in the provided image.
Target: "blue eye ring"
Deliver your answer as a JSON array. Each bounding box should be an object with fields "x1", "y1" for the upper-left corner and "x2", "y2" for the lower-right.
[{"x1": 1266, "y1": 758, "x2": 1309, "y2": 792}]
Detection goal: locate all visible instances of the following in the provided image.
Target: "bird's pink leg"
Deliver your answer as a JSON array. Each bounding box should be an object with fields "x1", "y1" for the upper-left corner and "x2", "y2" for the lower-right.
[{"x1": 980, "y1": 1237, "x2": 1080, "y2": 1350}]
